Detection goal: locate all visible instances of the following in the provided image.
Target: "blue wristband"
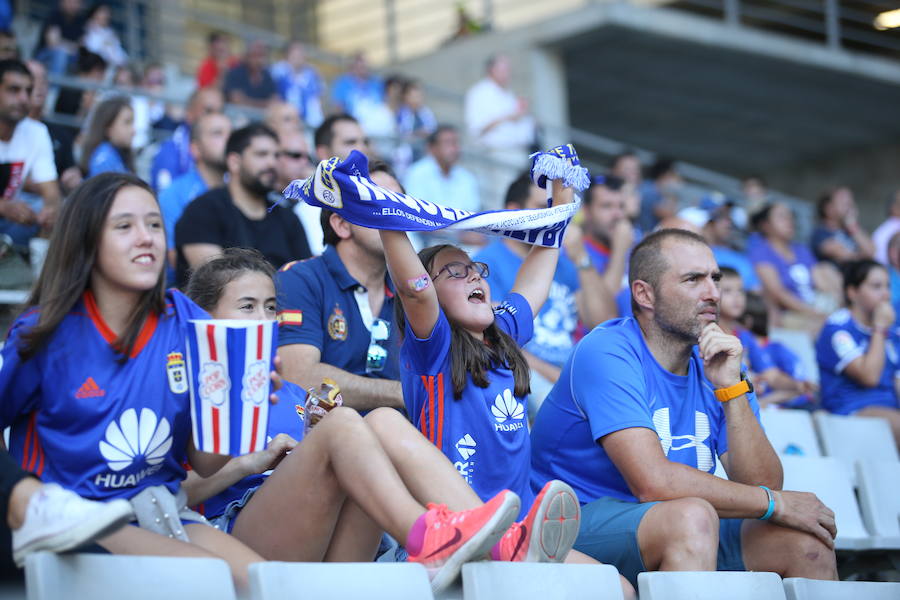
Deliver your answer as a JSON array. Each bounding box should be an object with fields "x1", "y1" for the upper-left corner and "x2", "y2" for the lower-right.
[{"x1": 758, "y1": 486, "x2": 775, "y2": 521}]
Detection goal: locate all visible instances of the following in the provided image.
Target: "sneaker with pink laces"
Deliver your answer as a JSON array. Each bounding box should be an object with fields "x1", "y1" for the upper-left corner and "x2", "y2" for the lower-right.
[
  {"x1": 408, "y1": 489, "x2": 520, "y2": 592},
  {"x1": 492, "y1": 480, "x2": 580, "y2": 563}
]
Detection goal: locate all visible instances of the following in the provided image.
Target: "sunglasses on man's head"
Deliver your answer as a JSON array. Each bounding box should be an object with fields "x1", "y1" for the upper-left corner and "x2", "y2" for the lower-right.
[{"x1": 432, "y1": 261, "x2": 489, "y2": 281}]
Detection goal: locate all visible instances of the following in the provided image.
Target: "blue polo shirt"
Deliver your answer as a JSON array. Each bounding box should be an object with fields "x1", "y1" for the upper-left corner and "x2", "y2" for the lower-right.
[{"x1": 275, "y1": 245, "x2": 400, "y2": 381}]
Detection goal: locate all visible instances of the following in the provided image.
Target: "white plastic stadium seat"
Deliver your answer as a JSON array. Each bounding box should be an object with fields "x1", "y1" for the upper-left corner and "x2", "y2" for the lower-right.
[
  {"x1": 780, "y1": 455, "x2": 871, "y2": 550},
  {"x1": 760, "y1": 408, "x2": 822, "y2": 457},
  {"x1": 461, "y1": 562, "x2": 625, "y2": 600},
  {"x1": 24, "y1": 552, "x2": 236, "y2": 600},
  {"x1": 813, "y1": 412, "x2": 899, "y2": 463},
  {"x1": 855, "y1": 459, "x2": 900, "y2": 549},
  {"x1": 248, "y1": 562, "x2": 433, "y2": 600},
  {"x1": 637, "y1": 571, "x2": 786, "y2": 600},
  {"x1": 783, "y1": 577, "x2": 900, "y2": 600}
]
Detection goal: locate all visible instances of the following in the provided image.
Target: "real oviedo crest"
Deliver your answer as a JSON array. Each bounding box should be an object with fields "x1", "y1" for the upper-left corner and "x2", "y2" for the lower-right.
[
  {"x1": 328, "y1": 306, "x2": 348, "y2": 341},
  {"x1": 166, "y1": 352, "x2": 188, "y2": 394}
]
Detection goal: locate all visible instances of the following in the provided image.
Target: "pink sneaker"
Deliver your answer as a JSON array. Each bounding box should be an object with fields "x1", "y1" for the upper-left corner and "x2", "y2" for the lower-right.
[
  {"x1": 493, "y1": 480, "x2": 580, "y2": 562},
  {"x1": 408, "y1": 490, "x2": 520, "y2": 592}
]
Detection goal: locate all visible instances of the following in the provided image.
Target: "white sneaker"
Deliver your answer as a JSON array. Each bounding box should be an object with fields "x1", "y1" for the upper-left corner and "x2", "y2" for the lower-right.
[{"x1": 12, "y1": 483, "x2": 133, "y2": 566}]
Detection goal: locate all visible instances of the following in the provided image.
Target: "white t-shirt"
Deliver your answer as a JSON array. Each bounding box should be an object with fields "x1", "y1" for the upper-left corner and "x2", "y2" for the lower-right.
[
  {"x1": 0, "y1": 118, "x2": 57, "y2": 200},
  {"x1": 464, "y1": 78, "x2": 534, "y2": 150}
]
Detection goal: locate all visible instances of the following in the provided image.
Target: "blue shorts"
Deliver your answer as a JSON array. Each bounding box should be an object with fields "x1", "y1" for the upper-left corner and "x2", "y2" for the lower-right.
[
  {"x1": 208, "y1": 485, "x2": 261, "y2": 534},
  {"x1": 574, "y1": 497, "x2": 745, "y2": 586}
]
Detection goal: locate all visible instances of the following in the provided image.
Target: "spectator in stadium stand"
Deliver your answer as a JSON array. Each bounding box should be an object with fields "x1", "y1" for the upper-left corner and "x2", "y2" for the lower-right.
[
  {"x1": 871, "y1": 189, "x2": 900, "y2": 265},
  {"x1": 274, "y1": 127, "x2": 319, "y2": 255},
  {"x1": 888, "y1": 232, "x2": 900, "y2": 317},
  {"x1": 264, "y1": 100, "x2": 303, "y2": 137},
  {"x1": 531, "y1": 228, "x2": 839, "y2": 587},
  {"x1": 395, "y1": 79, "x2": 437, "y2": 165},
  {"x1": 811, "y1": 186, "x2": 874, "y2": 266},
  {"x1": 149, "y1": 86, "x2": 225, "y2": 193},
  {"x1": 35, "y1": 0, "x2": 85, "y2": 75},
  {"x1": 748, "y1": 202, "x2": 831, "y2": 325},
  {"x1": 742, "y1": 175, "x2": 769, "y2": 215},
  {"x1": 0, "y1": 29, "x2": 18, "y2": 60},
  {"x1": 82, "y1": 3, "x2": 127, "y2": 68},
  {"x1": 52, "y1": 49, "x2": 106, "y2": 119},
  {"x1": 80, "y1": 96, "x2": 134, "y2": 177},
  {"x1": 158, "y1": 112, "x2": 232, "y2": 280},
  {"x1": 330, "y1": 51, "x2": 384, "y2": 119},
  {"x1": 25, "y1": 60, "x2": 81, "y2": 196},
  {"x1": 224, "y1": 40, "x2": 279, "y2": 109},
  {"x1": 314, "y1": 113, "x2": 368, "y2": 163},
  {"x1": 174, "y1": 123, "x2": 310, "y2": 286},
  {"x1": 276, "y1": 161, "x2": 403, "y2": 411},
  {"x1": 609, "y1": 151, "x2": 643, "y2": 225},
  {"x1": 464, "y1": 54, "x2": 534, "y2": 209},
  {"x1": 474, "y1": 173, "x2": 611, "y2": 416},
  {"x1": 581, "y1": 174, "x2": 634, "y2": 319},
  {"x1": 0, "y1": 60, "x2": 61, "y2": 246},
  {"x1": 637, "y1": 158, "x2": 680, "y2": 234},
  {"x1": 196, "y1": 30, "x2": 237, "y2": 89},
  {"x1": 270, "y1": 40, "x2": 324, "y2": 129},
  {"x1": 816, "y1": 259, "x2": 900, "y2": 448},
  {"x1": 700, "y1": 195, "x2": 762, "y2": 292},
  {"x1": 403, "y1": 124, "x2": 479, "y2": 214}
]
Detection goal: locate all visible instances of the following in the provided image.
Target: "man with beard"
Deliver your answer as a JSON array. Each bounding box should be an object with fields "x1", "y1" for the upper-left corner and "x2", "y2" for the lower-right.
[
  {"x1": 276, "y1": 161, "x2": 403, "y2": 411},
  {"x1": 159, "y1": 112, "x2": 232, "y2": 283},
  {"x1": 174, "y1": 122, "x2": 310, "y2": 286},
  {"x1": 530, "y1": 229, "x2": 838, "y2": 587}
]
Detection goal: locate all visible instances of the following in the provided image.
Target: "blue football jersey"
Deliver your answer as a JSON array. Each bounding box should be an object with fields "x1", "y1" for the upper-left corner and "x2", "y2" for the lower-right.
[
  {"x1": 530, "y1": 317, "x2": 760, "y2": 504},
  {"x1": 815, "y1": 308, "x2": 900, "y2": 415},
  {"x1": 0, "y1": 290, "x2": 209, "y2": 500},
  {"x1": 400, "y1": 293, "x2": 535, "y2": 518},
  {"x1": 199, "y1": 380, "x2": 307, "y2": 520}
]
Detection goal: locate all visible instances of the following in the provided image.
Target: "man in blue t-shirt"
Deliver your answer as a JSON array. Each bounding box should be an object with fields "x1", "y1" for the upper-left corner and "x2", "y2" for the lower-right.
[
  {"x1": 475, "y1": 173, "x2": 611, "y2": 415},
  {"x1": 276, "y1": 162, "x2": 403, "y2": 410},
  {"x1": 531, "y1": 229, "x2": 837, "y2": 586}
]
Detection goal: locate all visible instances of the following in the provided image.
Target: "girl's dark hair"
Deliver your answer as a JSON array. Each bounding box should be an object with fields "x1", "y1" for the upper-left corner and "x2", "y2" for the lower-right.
[
  {"x1": 185, "y1": 247, "x2": 275, "y2": 312},
  {"x1": 842, "y1": 259, "x2": 886, "y2": 305},
  {"x1": 394, "y1": 244, "x2": 531, "y2": 400},
  {"x1": 19, "y1": 173, "x2": 163, "y2": 361},
  {"x1": 79, "y1": 96, "x2": 134, "y2": 173},
  {"x1": 749, "y1": 202, "x2": 775, "y2": 232}
]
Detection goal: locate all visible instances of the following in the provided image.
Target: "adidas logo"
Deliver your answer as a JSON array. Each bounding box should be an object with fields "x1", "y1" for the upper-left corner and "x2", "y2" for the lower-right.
[
  {"x1": 455, "y1": 434, "x2": 477, "y2": 460},
  {"x1": 491, "y1": 389, "x2": 524, "y2": 432},
  {"x1": 96, "y1": 408, "x2": 173, "y2": 489},
  {"x1": 75, "y1": 377, "x2": 106, "y2": 399}
]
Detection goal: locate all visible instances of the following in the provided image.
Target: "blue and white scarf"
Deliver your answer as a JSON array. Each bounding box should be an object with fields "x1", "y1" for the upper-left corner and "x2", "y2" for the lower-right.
[{"x1": 282, "y1": 145, "x2": 589, "y2": 248}]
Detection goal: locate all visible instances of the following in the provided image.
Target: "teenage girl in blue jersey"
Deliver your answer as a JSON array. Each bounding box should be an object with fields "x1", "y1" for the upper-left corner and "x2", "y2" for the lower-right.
[
  {"x1": 378, "y1": 176, "x2": 585, "y2": 565},
  {"x1": 0, "y1": 174, "x2": 522, "y2": 593}
]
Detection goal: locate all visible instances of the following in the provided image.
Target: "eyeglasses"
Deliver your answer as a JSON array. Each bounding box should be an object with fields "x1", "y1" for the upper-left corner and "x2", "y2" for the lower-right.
[
  {"x1": 366, "y1": 318, "x2": 390, "y2": 374},
  {"x1": 432, "y1": 261, "x2": 489, "y2": 282},
  {"x1": 280, "y1": 150, "x2": 309, "y2": 161}
]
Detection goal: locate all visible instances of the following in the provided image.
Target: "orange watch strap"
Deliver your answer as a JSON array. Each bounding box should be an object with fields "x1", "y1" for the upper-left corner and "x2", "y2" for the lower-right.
[{"x1": 714, "y1": 379, "x2": 750, "y2": 403}]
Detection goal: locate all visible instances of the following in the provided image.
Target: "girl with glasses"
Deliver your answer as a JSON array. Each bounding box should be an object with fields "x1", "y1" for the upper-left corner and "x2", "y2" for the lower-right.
[{"x1": 379, "y1": 176, "x2": 585, "y2": 565}]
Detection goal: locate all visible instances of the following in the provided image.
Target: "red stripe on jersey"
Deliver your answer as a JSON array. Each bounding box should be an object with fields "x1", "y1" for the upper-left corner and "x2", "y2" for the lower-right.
[
  {"x1": 256, "y1": 324, "x2": 264, "y2": 360},
  {"x1": 435, "y1": 373, "x2": 444, "y2": 450},
  {"x1": 418, "y1": 375, "x2": 430, "y2": 441},
  {"x1": 427, "y1": 375, "x2": 436, "y2": 445},
  {"x1": 206, "y1": 324, "x2": 218, "y2": 361},
  {"x1": 22, "y1": 413, "x2": 34, "y2": 470}
]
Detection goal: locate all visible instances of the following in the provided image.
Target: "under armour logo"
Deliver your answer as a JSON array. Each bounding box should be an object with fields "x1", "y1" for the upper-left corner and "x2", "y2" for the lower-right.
[{"x1": 652, "y1": 408, "x2": 713, "y2": 472}]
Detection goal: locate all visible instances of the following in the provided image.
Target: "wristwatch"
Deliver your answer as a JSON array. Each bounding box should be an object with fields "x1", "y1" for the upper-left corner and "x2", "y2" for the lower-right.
[{"x1": 714, "y1": 373, "x2": 754, "y2": 403}]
